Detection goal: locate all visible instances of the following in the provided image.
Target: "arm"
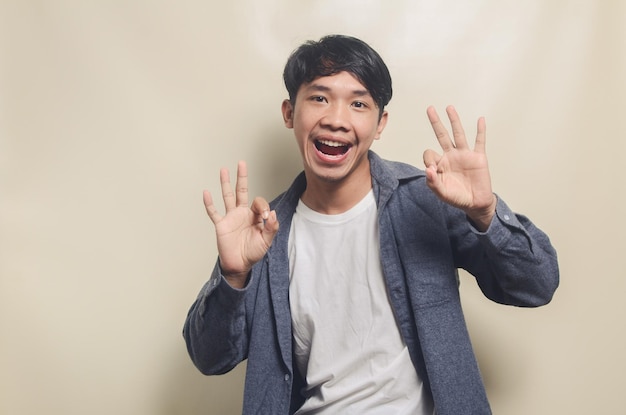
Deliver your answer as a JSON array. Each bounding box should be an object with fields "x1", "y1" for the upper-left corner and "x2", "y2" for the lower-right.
[
  {"x1": 183, "y1": 161, "x2": 279, "y2": 374},
  {"x1": 447, "y1": 196, "x2": 559, "y2": 306},
  {"x1": 424, "y1": 106, "x2": 558, "y2": 305},
  {"x1": 183, "y1": 262, "x2": 250, "y2": 374}
]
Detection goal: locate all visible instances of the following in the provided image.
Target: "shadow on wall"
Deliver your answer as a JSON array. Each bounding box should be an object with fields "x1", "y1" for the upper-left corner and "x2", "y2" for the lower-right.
[
  {"x1": 459, "y1": 272, "x2": 534, "y2": 406},
  {"x1": 249, "y1": 124, "x2": 304, "y2": 201},
  {"x1": 159, "y1": 346, "x2": 247, "y2": 415},
  {"x1": 158, "y1": 126, "x2": 301, "y2": 414},
  {"x1": 471, "y1": 325, "x2": 530, "y2": 402}
]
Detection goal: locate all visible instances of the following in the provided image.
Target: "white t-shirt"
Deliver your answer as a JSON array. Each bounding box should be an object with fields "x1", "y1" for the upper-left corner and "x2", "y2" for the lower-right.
[{"x1": 288, "y1": 190, "x2": 434, "y2": 414}]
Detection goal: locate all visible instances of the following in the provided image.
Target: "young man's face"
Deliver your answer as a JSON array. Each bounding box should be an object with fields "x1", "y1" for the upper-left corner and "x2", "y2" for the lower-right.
[{"x1": 282, "y1": 71, "x2": 388, "y2": 191}]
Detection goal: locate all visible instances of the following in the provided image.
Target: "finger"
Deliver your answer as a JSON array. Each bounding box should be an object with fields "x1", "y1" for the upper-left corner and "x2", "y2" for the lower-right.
[
  {"x1": 422, "y1": 148, "x2": 441, "y2": 169},
  {"x1": 203, "y1": 190, "x2": 222, "y2": 224},
  {"x1": 261, "y1": 210, "x2": 280, "y2": 244},
  {"x1": 423, "y1": 162, "x2": 443, "y2": 194},
  {"x1": 446, "y1": 105, "x2": 469, "y2": 149},
  {"x1": 235, "y1": 160, "x2": 249, "y2": 207},
  {"x1": 251, "y1": 196, "x2": 271, "y2": 225},
  {"x1": 220, "y1": 167, "x2": 236, "y2": 212},
  {"x1": 474, "y1": 116, "x2": 487, "y2": 153},
  {"x1": 427, "y1": 106, "x2": 454, "y2": 152}
]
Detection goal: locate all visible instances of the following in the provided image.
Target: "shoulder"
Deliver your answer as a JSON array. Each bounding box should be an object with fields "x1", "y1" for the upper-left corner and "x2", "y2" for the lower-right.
[
  {"x1": 369, "y1": 151, "x2": 433, "y2": 205},
  {"x1": 268, "y1": 171, "x2": 306, "y2": 219},
  {"x1": 368, "y1": 151, "x2": 426, "y2": 183},
  {"x1": 369, "y1": 152, "x2": 451, "y2": 222}
]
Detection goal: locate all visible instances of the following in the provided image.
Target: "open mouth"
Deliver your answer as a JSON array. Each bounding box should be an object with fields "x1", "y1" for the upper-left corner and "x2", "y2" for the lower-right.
[{"x1": 315, "y1": 139, "x2": 351, "y2": 157}]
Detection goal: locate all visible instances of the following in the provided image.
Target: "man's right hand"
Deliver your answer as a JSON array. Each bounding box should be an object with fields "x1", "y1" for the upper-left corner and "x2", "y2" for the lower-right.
[{"x1": 203, "y1": 161, "x2": 279, "y2": 289}]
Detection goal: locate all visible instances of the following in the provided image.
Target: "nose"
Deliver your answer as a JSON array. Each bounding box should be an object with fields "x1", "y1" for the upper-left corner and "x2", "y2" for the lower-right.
[{"x1": 320, "y1": 103, "x2": 350, "y2": 131}]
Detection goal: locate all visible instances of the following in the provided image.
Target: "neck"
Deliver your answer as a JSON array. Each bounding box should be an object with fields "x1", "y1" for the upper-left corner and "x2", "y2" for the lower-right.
[{"x1": 301, "y1": 174, "x2": 372, "y2": 215}]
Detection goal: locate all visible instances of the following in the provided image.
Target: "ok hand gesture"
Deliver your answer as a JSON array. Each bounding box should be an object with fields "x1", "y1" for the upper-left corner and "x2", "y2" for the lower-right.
[
  {"x1": 423, "y1": 106, "x2": 497, "y2": 231},
  {"x1": 203, "y1": 161, "x2": 279, "y2": 288}
]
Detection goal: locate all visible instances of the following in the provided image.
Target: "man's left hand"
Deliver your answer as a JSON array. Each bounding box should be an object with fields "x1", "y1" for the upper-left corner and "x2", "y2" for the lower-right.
[{"x1": 423, "y1": 105, "x2": 497, "y2": 231}]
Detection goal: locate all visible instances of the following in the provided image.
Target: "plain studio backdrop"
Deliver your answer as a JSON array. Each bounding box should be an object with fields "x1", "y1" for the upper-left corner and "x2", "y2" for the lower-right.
[{"x1": 1, "y1": 1, "x2": 624, "y2": 414}]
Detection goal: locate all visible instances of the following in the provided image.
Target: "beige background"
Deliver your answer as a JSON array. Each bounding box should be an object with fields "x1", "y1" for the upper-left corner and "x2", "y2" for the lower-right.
[{"x1": 1, "y1": 1, "x2": 624, "y2": 414}]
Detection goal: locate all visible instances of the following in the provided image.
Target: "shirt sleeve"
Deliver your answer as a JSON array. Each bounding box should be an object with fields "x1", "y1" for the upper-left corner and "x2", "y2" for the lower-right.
[
  {"x1": 182, "y1": 260, "x2": 250, "y2": 375},
  {"x1": 454, "y1": 195, "x2": 559, "y2": 307}
]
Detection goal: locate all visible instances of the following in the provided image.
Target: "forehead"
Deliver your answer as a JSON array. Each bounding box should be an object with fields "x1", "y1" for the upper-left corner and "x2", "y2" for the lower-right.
[{"x1": 299, "y1": 71, "x2": 371, "y2": 97}]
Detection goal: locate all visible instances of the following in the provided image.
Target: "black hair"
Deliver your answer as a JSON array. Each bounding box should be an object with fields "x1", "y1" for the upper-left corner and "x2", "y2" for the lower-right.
[{"x1": 283, "y1": 35, "x2": 393, "y2": 115}]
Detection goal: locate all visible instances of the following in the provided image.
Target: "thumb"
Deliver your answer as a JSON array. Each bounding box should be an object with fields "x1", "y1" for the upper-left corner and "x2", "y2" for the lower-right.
[
  {"x1": 422, "y1": 149, "x2": 441, "y2": 187},
  {"x1": 423, "y1": 148, "x2": 441, "y2": 170}
]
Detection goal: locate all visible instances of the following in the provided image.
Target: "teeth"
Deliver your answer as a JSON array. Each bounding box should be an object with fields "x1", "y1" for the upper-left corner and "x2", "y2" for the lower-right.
[{"x1": 318, "y1": 139, "x2": 347, "y2": 147}]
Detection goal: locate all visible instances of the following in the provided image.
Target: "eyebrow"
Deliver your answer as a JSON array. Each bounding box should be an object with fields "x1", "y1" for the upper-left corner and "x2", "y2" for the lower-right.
[{"x1": 306, "y1": 83, "x2": 371, "y2": 98}]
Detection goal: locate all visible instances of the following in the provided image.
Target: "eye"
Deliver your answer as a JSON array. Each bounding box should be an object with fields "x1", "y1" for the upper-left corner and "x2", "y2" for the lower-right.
[
  {"x1": 310, "y1": 95, "x2": 327, "y2": 103},
  {"x1": 352, "y1": 101, "x2": 368, "y2": 109}
]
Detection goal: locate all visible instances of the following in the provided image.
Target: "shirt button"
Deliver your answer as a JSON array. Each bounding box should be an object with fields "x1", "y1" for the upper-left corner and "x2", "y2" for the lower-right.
[
  {"x1": 503, "y1": 214, "x2": 510, "y2": 221},
  {"x1": 284, "y1": 374, "x2": 290, "y2": 381}
]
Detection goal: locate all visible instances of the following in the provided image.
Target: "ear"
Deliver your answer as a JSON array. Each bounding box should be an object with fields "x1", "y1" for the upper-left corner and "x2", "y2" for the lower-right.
[
  {"x1": 375, "y1": 110, "x2": 389, "y2": 140},
  {"x1": 281, "y1": 99, "x2": 294, "y2": 129}
]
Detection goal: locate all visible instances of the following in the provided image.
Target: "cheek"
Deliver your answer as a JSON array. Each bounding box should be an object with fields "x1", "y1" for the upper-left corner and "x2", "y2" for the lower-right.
[
  {"x1": 293, "y1": 123, "x2": 308, "y2": 141},
  {"x1": 356, "y1": 120, "x2": 382, "y2": 139},
  {"x1": 293, "y1": 115, "x2": 316, "y2": 140},
  {"x1": 293, "y1": 126, "x2": 310, "y2": 153}
]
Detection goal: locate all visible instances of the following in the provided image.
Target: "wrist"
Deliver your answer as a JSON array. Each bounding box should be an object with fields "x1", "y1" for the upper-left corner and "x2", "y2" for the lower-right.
[
  {"x1": 466, "y1": 194, "x2": 497, "y2": 232},
  {"x1": 222, "y1": 269, "x2": 250, "y2": 289}
]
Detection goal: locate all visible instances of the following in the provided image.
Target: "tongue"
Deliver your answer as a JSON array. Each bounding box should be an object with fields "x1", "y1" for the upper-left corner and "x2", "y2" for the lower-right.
[{"x1": 317, "y1": 142, "x2": 347, "y2": 156}]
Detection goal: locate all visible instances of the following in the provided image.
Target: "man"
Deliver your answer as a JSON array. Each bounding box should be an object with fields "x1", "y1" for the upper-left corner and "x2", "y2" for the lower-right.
[{"x1": 183, "y1": 35, "x2": 559, "y2": 414}]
